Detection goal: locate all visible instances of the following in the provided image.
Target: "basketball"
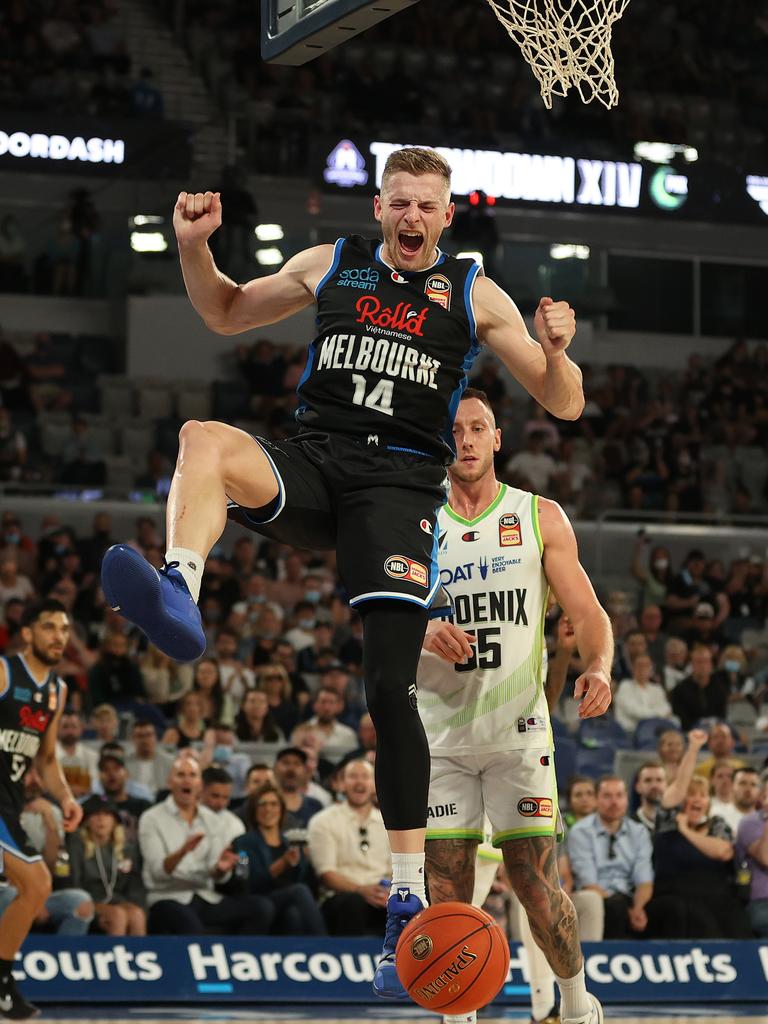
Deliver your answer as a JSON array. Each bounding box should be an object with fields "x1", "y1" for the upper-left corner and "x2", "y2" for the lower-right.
[{"x1": 395, "y1": 901, "x2": 510, "y2": 1014}]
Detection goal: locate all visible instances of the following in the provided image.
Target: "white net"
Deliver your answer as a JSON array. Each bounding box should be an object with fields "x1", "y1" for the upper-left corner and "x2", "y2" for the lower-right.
[{"x1": 484, "y1": 0, "x2": 630, "y2": 109}]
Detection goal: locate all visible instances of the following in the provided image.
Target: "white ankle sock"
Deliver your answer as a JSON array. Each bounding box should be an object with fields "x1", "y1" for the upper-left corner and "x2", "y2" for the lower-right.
[
  {"x1": 530, "y1": 973, "x2": 556, "y2": 1021},
  {"x1": 390, "y1": 852, "x2": 426, "y2": 904},
  {"x1": 164, "y1": 547, "x2": 204, "y2": 603},
  {"x1": 444, "y1": 1014, "x2": 476, "y2": 1024},
  {"x1": 555, "y1": 963, "x2": 590, "y2": 1020}
]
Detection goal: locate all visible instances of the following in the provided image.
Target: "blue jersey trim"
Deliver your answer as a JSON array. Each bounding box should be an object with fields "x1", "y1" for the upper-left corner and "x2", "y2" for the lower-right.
[
  {"x1": 349, "y1": 574, "x2": 442, "y2": 609},
  {"x1": 314, "y1": 237, "x2": 345, "y2": 298},
  {"x1": 18, "y1": 653, "x2": 49, "y2": 690},
  {"x1": 442, "y1": 261, "x2": 482, "y2": 455},
  {"x1": 384, "y1": 444, "x2": 432, "y2": 458},
  {"x1": 226, "y1": 436, "x2": 285, "y2": 525}
]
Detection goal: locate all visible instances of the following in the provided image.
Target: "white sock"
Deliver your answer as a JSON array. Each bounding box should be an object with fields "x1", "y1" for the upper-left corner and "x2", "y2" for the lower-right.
[
  {"x1": 517, "y1": 894, "x2": 556, "y2": 1021},
  {"x1": 444, "y1": 1014, "x2": 476, "y2": 1024},
  {"x1": 555, "y1": 963, "x2": 590, "y2": 1020},
  {"x1": 164, "y1": 546, "x2": 204, "y2": 603},
  {"x1": 390, "y1": 852, "x2": 426, "y2": 904}
]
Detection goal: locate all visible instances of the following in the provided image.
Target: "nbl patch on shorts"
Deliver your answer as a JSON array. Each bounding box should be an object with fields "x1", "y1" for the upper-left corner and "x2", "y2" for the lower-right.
[{"x1": 384, "y1": 554, "x2": 428, "y2": 587}]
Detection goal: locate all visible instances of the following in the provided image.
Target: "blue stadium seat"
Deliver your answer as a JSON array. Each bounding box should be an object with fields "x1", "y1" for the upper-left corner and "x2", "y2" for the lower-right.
[
  {"x1": 577, "y1": 716, "x2": 628, "y2": 750},
  {"x1": 634, "y1": 717, "x2": 680, "y2": 750},
  {"x1": 554, "y1": 736, "x2": 577, "y2": 793},
  {"x1": 575, "y1": 745, "x2": 616, "y2": 779}
]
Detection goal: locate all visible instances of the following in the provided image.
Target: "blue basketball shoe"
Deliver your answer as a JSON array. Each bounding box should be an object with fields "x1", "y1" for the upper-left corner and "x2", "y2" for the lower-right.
[
  {"x1": 372, "y1": 887, "x2": 425, "y2": 1000},
  {"x1": 101, "y1": 544, "x2": 206, "y2": 662}
]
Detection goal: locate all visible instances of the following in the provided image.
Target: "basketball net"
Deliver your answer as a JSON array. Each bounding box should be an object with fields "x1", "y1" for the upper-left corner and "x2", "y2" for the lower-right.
[{"x1": 484, "y1": 0, "x2": 630, "y2": 109}]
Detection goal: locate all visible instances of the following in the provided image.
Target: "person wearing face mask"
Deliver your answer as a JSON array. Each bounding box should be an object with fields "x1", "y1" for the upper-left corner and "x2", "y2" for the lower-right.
[
  {"x1": 283, "y1": 601, "x2": 317, "y2": 652},
  {"x1": 201, "y1": 725, "x2": 250, "y2": 798},
  {"x1": 0, "y1": 515, "x2": 36, "y2": 577},
  {"x1": 713, "y1": 644, "x2": 757, "y2": 716},
  {"x1": 632, "y1": 535, "x2": 673, "y2": 610}
]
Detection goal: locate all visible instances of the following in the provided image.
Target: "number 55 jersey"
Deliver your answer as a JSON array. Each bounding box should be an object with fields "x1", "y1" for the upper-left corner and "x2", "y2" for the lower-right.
[{"x1": 417, "y1": 483, "x2": 551, "y2": 754}]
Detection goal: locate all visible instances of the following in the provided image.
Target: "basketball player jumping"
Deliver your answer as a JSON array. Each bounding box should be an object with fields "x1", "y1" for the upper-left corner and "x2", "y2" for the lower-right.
[
  {"x1": 0, "y1": 599, "x2": 83, "y2": 1019},
  {"x1": 418, "y1": 389, "x2": 612, "y2": 1024},
  {"x1": 101, "y1": 147, "x2": 586, "y2": 995}
]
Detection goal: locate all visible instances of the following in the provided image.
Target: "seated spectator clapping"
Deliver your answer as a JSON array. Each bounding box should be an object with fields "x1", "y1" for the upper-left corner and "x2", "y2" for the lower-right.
[
  {"x1": 234, "y1": 783, "x2": 325, "y2": 935},
  {"x1": 308, "y1": 758, "x2": 391, "y2": 936},
  {"x1": 138, "y1": 756, "x2": 274, "y2": 935},
  {"x1": 66, "y1": 795, "x2": 146, "y2": 935}
]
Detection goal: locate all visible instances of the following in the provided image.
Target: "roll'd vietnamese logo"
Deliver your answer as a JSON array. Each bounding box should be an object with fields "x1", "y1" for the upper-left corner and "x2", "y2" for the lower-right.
[{"x1": 355, "y1": 296, "x2": 429, "y2": 336}]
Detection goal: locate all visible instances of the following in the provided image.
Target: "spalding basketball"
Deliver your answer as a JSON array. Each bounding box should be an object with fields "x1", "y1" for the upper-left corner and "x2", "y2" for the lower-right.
[{"x1": 396, "y1": 901, "x2": 510, "y2": 1014}]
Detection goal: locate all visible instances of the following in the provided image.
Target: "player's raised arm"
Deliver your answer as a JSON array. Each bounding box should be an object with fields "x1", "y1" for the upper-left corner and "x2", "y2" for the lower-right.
[
  {"x1": 473, "y1": 275, "x2": 585, "y2": 420},
  {"x1": 173, "y1": 190, "x2": 333, "y2": 335},
  {"x1": 537, "y1": 497, "x2": 613, "y2": 718}
]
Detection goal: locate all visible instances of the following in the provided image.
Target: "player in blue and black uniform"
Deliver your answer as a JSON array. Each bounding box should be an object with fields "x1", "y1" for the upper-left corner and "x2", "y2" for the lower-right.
[
  {"x1": 0, "y1": 599, "x2": 82, "y2": 1019},
  {"x1": 101, "y1": 147, "x2": 585, "y2": 997}
]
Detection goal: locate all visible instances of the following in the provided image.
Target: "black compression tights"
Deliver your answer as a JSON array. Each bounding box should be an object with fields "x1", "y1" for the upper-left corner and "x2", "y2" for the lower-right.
[{"x1": 360, "y1": 599, "x2": 430, "y2": 831}]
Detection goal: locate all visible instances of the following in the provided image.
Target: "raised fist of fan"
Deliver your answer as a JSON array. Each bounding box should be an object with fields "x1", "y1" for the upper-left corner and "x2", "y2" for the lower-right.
[
  {"x1": 534, "y1": 297, "x2": 576, "y2": 356},
  {"x1": 173, "y1": 191, "x2": 222, "y2": 246}
]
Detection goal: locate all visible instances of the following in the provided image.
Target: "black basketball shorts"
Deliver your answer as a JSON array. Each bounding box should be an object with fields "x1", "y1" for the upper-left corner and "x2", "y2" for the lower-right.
[
  {"x1": 227, "y1": 431, "x2": 448, "y2": 607},
  {"x1": 0, "y1": 807, "x2": 42, "y2": 869}
]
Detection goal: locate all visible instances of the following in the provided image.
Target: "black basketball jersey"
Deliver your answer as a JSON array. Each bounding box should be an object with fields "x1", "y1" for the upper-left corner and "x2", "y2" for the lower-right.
[
  {"x1": 295, "y1": 235, "x2": 483, "y2": 463},
  {"x1": 0, "y1": 654, "x2": 61, "y2": 811}
]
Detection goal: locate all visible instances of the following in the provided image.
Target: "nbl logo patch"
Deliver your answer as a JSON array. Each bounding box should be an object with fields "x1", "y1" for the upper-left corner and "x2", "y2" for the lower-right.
[
  {"x1": 384, "y1": 554, "x2": 428, "y2": 587},
  {"x1": 517, "y1": 797, "x2": 553, "y2": 818},
  {"x1": 424, "y1": 273, "x2": 452, "y2": 310},
  {"x1": 499, "y1": 512, "x2": 522, "y2": 547}
]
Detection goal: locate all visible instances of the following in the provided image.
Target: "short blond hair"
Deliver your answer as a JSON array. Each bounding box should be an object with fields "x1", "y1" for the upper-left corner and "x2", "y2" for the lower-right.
[{"x1": 381, "y1": 147, "x2": 452, "y2": 194}]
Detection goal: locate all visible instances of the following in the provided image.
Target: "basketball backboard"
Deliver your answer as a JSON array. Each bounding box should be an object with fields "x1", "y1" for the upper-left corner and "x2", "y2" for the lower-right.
[{"x1": 261, "y1": 0, "x2": 420, "y2": 64}]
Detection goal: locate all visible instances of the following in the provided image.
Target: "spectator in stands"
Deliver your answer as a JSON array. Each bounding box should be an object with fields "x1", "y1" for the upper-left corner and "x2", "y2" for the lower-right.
[
  {"x1": 304, "y1": 687, "x2": 358, "y2": 756},
  {"x1": 638, "y1": 604, "x2": 668, "y2": 675},
  {"x1": 60, "y1": 416, "x2": 106, "y2": 486},
  {"x1": 649, "y1": 775, "x2": 750, "y2": 938},
  {"x1": 234, "y1": 764, "x2": 277, "y2": 822},
  {"x1": 87, "y1": 631, "x2": 147, "y2": 710},
  {"x1": 0, "y1": 555, "x2": 35, "y2": 609},
  {"x1": 97, "y1": 751, "x2": 151, "y2": 839},
  {"x1": 266, "y1": 552, "x2": 307, "y2": 610},
  {"x1": 631, "y1": 536, "x2": 673, "y2": 612},
  {"x1": 633, "y1": 761, "x2": 667, "y2": 831},
  {"x1": 662, "y1": 637, "x2": 689, "y2": 692},
  {"x1": 77, "y1": 512, "x2": 114, "y2": 575},
  {"x1": 291, "y1": 725, "x2": 334, "y2": 804},
  {"x1": 192, "y1": 657, "x2": 235, "y2": 726},
  {"x1": 736, "y1": 775, "x2": 768, "y2": 937},
  {"x1": 308, "y1": 759, "x2": 391, "y2": 936},
  {"x1": 709, "y1": 760, "x2": 740, "y2": 832},
  {"x1": 684, "y1": 601, "x2": 729, "y2": 656},
  {"x1": 563, "y1": 775, "x2": 596, "y2": 829},
  {"x1": 200, "y1": 766, "x2": 245, "y2": 847},
  {"x1": 214, "y1": 627, "x2": 255, "y2": 702},
  {"x1": 162, "y1": 691, "x2": 207, "y2": 750},
  {"x1": 90, "y1": 703, "x2": 120, "y2": 743},
  {"x1": 665, "y1": 550, "x2": 714, "y2": 631},
  {"x1": 233, "y1": 782, "x2": 326, "y2": 935},
  {"x1": 296, "y1": 621, "x2": 336, "y2": 677},
  {"x1": 273, "y1": 747, "x2": 324, "y2": 829},
  {"x1": 505, "y1": 430, "x2": 557, "y2": 493},
  {"x1": 0, "y1": 513, "x2": 36, "y2": 575},
  {"x1": 614, "y1": 629, "x2": 649, "y2": 681},
  {"x1": 283, "y1": 601, "x2": 318, "y2": 652},
  {"x1": 351, "y1": 713, "x2": 377, "y2": 763},
  {"x1": 614, "y1": 652, "x2": 673, "y2": 734},
  {"x1": 567, "y1": 776, "x2": 653, "y2": 939},
  {"x1": 139, "y1": 645, "x2": 194, "y2": 706},
  {"x1": 671, "y1": 645, "x2": 729, "y2": 729},
  {"x1": 234, "y1": 688, "x2": 284, "y2": 743},
  {"x1": 66, "y1": 794, "x2": 146, "y2": 936},
  {"x1": 695, "y1": 722, "x2": 746, "y2": 778},
  {"x1": 24, "y1": 332, "x2": 72, "y2": 411},
  {"x1": 730, "y1": 767, "x2": 762, "y2": 827},
  {"x1": 139, "y1": 756, "x2": 274, "y2": 935},
  {"x1": 0, "y1": 408, "x2": 28, "y2": 483},
  {"x1": 0, "y1": 766, "x2": 95, "y2": 936},
  {"x1": 256, "y1": 663, "x2": 299, "y2": 737},
  {"x1": 57, "y1": 708, "x2": 98, "y2": 797},
  {"x1": 716, "y1": 644, "x2": 757, "y2": 713},
  {"x1": 125, "y1": 720, "x2": 175, "y2": 799}
]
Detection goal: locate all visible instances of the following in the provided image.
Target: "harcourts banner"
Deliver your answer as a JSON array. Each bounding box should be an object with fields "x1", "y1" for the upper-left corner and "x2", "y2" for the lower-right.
[{"x1": 13, "y1": 937, "x2": 768, "y2": 1004}]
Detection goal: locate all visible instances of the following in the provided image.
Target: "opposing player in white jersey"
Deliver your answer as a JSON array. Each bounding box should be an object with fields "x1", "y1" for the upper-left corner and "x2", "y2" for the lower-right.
[{"x1": 417, "y1": 388, "x2": 613, "y2": 1024}]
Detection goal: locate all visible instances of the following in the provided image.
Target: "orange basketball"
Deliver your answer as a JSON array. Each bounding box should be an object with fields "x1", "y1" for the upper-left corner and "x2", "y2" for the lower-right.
[{"x1": 395, "y1": 901, "x2": 510, "y2": 1014}]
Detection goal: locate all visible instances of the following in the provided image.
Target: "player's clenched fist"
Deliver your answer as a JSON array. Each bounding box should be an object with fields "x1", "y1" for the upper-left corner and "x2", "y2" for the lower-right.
[
  {"x1": 173, "y1": 190, "x2": 222, "y2": 246},
  {"x1": 534, "y1": 296, "x2": 576, "y2": 355}
]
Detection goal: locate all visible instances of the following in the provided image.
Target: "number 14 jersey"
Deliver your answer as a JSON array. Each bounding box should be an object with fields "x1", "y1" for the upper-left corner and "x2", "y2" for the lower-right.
[
  {"x1": 296, "y1": 235, "x2": 483, "y2": 464},
  {"x1": 417, "y1": 484, "x2": 551, "y2": 754}
]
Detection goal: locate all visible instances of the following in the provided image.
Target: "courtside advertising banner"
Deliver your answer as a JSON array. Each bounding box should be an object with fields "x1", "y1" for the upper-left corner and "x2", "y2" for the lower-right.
[{"x1": 13, "y1": 938, "x2": 768, "y2": 1004}]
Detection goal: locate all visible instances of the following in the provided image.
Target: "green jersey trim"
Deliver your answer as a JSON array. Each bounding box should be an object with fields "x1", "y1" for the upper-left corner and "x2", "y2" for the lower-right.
[
  {"x1": 425, "y1": 829, "x2": 484, "y2": 841},
  {"x1": 532, "y1": 493, "x2": 543, "y2": 556},
  {"x1": 492, "y1": 825, "x2": 557, "y2": 845},
  {"x1": 443, "y1": 483, "x2": 506, "y2": 527}
]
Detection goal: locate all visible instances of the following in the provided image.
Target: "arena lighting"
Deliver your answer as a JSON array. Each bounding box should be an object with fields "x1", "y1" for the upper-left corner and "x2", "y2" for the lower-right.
[
  {"x1": 550, "y1": 243, "x2": 590, "y2": 260},
  {"x1": 130, "y1": 215, "x2": 164, "y2": 227},
  {"x1": 130, "y1": 232, "x2": 168, "y2": 253},
  {"x1": 633, "y1": 141, "x2": 698, "y2": 164},
  {"x1": 254, "y1": 223, "x2": 285, "y2": 241},
  {"x1": 256, "y1": 247, "x2": 284, "y2": 265},
  {"x1": 456, "y1": 250, "x2": 484, "y2": 265},
  {"x1": 0, "y1": 129, "x2": 124, "y2": 164},
  {"x1": 746, "y1": 175, "x2": 768, "y2": 216},
  {"x1": 369, "y1": 142, "x2": 643, "y2": 209}
]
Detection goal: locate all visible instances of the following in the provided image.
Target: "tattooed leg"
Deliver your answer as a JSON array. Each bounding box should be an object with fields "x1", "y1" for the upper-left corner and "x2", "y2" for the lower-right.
[
  {"x1": 425, "y1": 839, "x2": 479, "y2": 904},
  {"x1": 502, "y1": 836, "x2": 583, "y2": 978}
]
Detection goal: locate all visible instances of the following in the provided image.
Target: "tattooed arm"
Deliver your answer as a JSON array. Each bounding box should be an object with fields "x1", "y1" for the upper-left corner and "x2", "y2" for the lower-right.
[{"x1": 425, "y1": 838, "x2": 478, "y2": 904}]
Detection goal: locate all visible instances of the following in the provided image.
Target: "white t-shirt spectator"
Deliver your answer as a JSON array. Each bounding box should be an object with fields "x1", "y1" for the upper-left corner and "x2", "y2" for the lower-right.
[
  {"x1": 613, "y1": 679, "x2": 673, "y2": 734},
  {"x1": 505, "y1": 451, "x2": 557, "y2": 493}
]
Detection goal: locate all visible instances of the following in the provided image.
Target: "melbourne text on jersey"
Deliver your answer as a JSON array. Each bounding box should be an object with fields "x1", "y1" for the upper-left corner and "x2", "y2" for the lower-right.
[
  {"x1": 316, "y1": 333, "x2": 440, "y2": 389},
  {"x1": 0, "y1": 729, "x2": 41, "y2": 758}
]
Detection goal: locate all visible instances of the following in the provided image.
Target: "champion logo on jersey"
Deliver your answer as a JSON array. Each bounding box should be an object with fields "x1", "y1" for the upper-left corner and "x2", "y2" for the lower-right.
[
  {"x1": 461, "y1": 530, "x2": 480, "y2": 542},
  {"x1": 419, "y1": 518, "x2": 433, "y2": 535},
  {"x1": 391, "y1": 271, "x2": 408, "y2": 284}
]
